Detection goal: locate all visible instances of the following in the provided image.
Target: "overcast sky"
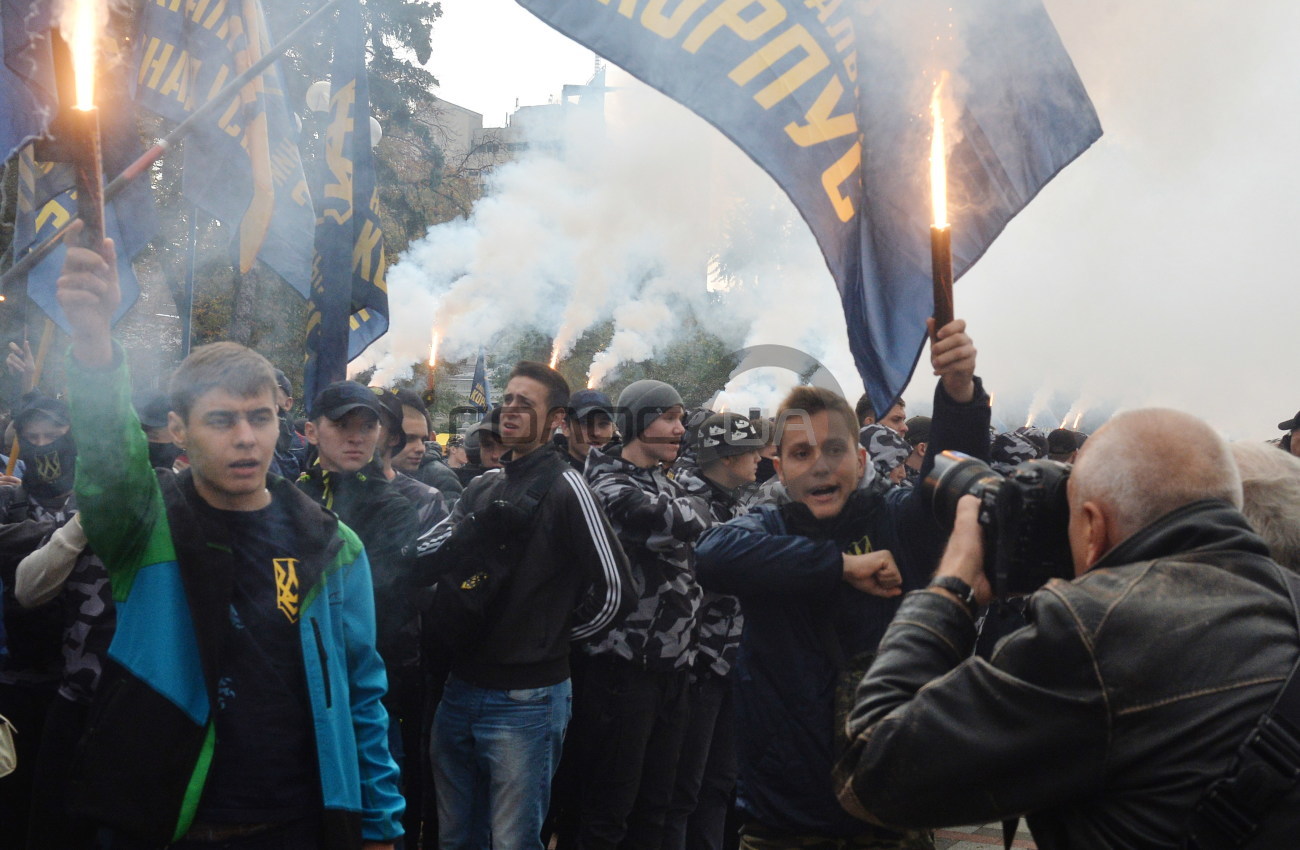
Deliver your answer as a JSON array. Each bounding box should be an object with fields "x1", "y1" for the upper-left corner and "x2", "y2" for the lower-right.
[{"x1": 414, "y1": 0, "x2": 1300, "y2": 441}]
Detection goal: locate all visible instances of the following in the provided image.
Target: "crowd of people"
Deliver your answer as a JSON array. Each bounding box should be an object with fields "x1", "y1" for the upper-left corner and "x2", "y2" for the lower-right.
[{"x1": 0, "y1": 235, "x2": 1299, "y2": 850}]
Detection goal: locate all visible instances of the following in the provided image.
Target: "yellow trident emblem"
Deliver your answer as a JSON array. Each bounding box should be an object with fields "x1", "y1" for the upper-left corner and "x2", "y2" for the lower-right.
[
  {"x1": 33, "y1": 451, "x2": 61, "y2": 481},
  {"x1": 274, "y1": 558, "x2": 301, "y2": 623}
]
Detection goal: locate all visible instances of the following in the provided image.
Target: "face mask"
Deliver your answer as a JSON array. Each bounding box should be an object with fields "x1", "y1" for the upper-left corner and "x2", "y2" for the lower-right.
[
  {"x1": 20, "y1": 432, "x2": 77, "y2": 498},
  {"x1": 149, "y1": 441, "x2": 183, "y2": 471}
]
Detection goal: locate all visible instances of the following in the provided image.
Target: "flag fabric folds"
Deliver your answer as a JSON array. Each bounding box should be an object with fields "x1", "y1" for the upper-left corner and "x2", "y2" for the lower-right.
[
  {"x1": 469, "y1": 350, "x2": 491, "y2": 414},
  {"x1": 302, "y1": 0, "x2": 389, "y2": 403},
  {"x1": 0, "y1": 0, "x2": 56, "y2": 162},
  {"x1": 4, "y1": 1, "x2": 156, "y2": 329},
  {"x1": 515, "y1": 0, "x2": 1102, "y2": 415},
  {"x1": 133, "y1": 0, "x2": 315, "y2": 295}
]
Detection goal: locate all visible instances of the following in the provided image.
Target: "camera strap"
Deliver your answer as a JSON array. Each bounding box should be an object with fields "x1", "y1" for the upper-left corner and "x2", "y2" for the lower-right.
[{"x1": 1182, "y1": 566, "x2": 1300, "y2": 849}]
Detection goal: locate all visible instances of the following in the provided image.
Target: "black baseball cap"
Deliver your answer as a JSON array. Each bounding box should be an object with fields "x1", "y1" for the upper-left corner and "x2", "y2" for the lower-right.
[
  {"x1": 272, "y1": 369, "x2": 292, "y2": 398},
  {"x1": 309, "y1": 381, "x2": 382, "y2": 421},
  {"x1": 369, "y1": 387, "x2": 404, "y2": 434},
  {"x1": 1279, "y1": 411, "x2": 1300, "y2": 431},
  {"x1": 14, "y1": 393, "x2": 69, "y2": 430},
  {"x1": 1047, "y1": 428, "x2": 1079, "y2": 455},
  {"x1": 569, "y1": 389, "x2": 614, "y2": 421},
  {"x1": 133, "y1": 390, "x2": 172, "y2": 430}
]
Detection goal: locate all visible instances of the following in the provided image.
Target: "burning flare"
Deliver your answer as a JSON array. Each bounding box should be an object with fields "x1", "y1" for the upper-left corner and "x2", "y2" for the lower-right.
[
  {"x1": 929, "y1": 73, "x2": 950, "y2": 228},
  {"x1": 549, "y1": 343, "x2": 560, "y2": 370},
  {"x1": 428, "y1": 330, "x2": 440, "y2": 369},
  {"x1": 70, "y1": 0, "x2": 101, "y2": 110}
]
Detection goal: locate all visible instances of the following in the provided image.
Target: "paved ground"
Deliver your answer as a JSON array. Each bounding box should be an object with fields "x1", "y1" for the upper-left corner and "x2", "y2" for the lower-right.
[{"x1": 934, "y1": 820, "x2": 1037, "y2": 849}]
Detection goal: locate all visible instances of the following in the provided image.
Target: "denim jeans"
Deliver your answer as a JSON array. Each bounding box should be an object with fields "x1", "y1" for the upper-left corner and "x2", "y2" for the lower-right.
[{"x1": 431, "y1": 674, "x2": 572, "y2": 850}]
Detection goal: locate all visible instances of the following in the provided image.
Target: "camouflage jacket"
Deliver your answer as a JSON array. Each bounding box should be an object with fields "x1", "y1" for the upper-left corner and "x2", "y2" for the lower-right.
[
  {"x1": 670, "y1": 460, "x2": 746, "y2": 678},
  {"x1": 584, "y1": 445, "x2": 709, "y2": 671},
  {"x1": 57, "y1": 549, "x2": 116, "y2": 704}
]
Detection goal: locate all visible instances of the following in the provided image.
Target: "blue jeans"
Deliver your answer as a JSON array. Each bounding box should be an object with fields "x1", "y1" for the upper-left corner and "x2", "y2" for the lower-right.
[{"x1": 432, "y1": 674, "x2": 572, "y2": 850}]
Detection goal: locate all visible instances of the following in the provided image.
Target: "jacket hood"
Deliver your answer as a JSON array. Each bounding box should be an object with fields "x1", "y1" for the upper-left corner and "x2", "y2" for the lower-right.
[{"x1": 1094, "y1": 499, "x2": 1271, "y2": 572}]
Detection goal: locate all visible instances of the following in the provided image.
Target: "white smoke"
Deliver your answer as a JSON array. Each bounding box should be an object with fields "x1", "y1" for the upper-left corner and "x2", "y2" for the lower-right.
[{"x1": 367, "y1": 0, "x2": 1300, "y2": 441}]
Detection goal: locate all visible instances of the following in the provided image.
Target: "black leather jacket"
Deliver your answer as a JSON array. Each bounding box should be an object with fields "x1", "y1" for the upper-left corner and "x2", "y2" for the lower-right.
[{"x1": 834, "y1": 499, "x2": 1300, "y2": 849}]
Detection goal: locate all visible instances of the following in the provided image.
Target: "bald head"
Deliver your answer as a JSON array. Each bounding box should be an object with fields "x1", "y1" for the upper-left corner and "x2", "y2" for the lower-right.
[{"x1": 1072, "y1": 409, "x2": 1242, "y2": 543}]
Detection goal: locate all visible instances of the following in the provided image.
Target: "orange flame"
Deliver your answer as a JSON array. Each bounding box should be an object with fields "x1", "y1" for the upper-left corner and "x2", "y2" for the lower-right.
[
  {"x1": 70, "y1": 0, "x2": 101, "y2": 110},
  {"x1": 428, "y1": 330, "x2": 440, "y2": 369},
  {"x1": 586, "y1": 374, "x2": 596, "y2": 390},
  {"x1": 548, "y1": 344, "x2": 560, "y2": 370},
  {"x1": 929, "y1": 73, "x2": 949, "y2": 228},
  {"x1": 1072, "y1": 410, "x2": 1086, "y2": 429}
]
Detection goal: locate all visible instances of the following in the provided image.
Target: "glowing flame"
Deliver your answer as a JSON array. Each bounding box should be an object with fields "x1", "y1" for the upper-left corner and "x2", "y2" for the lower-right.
[
  {"x1": 1024, "y1": 412, "x2": 1035, "y2": 428},
  {"x1": 929, "y1": 72, "x2": 950, "y2": 228},
  {"x1": 428, "y1": 330, "x2": 440, "y2": 369},
  {"x1": 548, "y1": 343, "x2": 560, "y2": 370},
  {"x1": 70, "y1": 0, "x2": 101, "y2": 110},
  {"x1": 586, "y1": 374, "x2": 596, "y2": 390},
  {"x1": 1073, "y1": 410, "x2": 1086, "y2": 429}
]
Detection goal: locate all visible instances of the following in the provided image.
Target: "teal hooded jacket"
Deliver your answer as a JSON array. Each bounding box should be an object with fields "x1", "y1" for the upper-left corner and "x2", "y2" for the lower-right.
[{"x1": 65, "y1": 348, "x2": 404, "y2": 846}]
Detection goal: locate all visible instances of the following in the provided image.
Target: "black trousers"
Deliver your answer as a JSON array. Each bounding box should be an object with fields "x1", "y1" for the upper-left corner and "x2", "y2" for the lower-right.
[
  {"x1": 26, "y1": 695, "x2": 97, "y2": 849},
  {"x1": 662, "y1": 673, "x2": 737, "y2": 850},
  {"x1": 0, "y1": 680, "x2": 56, "y2": 850},
  {"x1": 574, "y1": 659, "x2": 692, "y2": 850}
]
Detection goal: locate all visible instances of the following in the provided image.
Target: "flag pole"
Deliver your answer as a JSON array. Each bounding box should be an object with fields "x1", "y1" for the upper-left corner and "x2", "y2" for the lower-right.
[
  {"x1": 0, "y1": 0, "x2": 346, "y2": 289},
  {"x1": 181, "y1": 207, "x2": 198, "y2": 356}
]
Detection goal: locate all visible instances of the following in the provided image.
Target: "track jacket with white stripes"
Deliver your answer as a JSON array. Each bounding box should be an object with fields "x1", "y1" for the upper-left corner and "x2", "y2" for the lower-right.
[{"x1": 416, "y1": 444, "x2": 636, "y2": 690}]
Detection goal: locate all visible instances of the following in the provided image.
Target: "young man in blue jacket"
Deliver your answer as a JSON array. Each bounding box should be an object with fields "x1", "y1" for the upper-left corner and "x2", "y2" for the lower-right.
[
  {"x1": 694, "y1": 319, "x2": 989, "y2": 850},
  {"x1": 55, "y1": 226, "x2": 403, "y2": 848}
]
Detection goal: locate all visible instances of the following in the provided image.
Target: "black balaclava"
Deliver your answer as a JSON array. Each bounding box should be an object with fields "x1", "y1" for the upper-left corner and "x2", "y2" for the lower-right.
[
  {"x1": 148, "y1": 441, "x2": 183, "y2": 471},
  {"x1": 20, "y1": 432, "x2": 76, "y2": 499}
]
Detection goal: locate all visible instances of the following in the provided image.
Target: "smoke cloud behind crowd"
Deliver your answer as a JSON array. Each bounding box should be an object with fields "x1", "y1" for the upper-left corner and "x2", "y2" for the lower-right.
[{"x1": 359, "y1": 0, "x2": 1300, "y2": 442}]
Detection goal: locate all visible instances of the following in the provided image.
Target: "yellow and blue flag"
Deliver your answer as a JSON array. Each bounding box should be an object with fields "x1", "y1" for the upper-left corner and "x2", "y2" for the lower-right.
[
  {"x1": 516, "y1": 0, "x2": 1101, "y2": 414},
  {"x1": 469, "y1": 350, "x2": 491, "y2": 414},
  {"x1": 0, "y1": 0, "x2": 55, "y2": 161},
  {"x1": 133, "y1": 0, "x2": 314, "y2": 294},
  {"x1": 302, "y1": 0, "x2": 389, "y2": 402},
  {"x1": 4, "y1": 1, "x2": 156, "y2": 329}
]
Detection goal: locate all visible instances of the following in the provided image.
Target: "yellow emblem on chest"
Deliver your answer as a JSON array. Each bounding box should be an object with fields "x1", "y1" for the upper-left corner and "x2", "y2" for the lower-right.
[{"x1": 274, "y1": 558, "x2": 301, "y2": 623}]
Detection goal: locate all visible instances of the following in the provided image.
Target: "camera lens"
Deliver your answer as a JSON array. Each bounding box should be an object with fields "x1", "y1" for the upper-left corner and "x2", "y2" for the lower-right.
[{"x1": 923, "y1": 451, "x2": 1003, "y2": 532}]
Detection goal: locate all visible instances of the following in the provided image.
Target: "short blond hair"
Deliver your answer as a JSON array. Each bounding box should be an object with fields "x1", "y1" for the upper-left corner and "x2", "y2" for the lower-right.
[{"x1": 170, "y1": 342, "x2": 277, "y2": 423}]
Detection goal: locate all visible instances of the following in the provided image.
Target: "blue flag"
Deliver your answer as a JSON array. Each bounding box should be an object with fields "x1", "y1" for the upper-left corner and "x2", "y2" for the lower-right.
[
  {"x1": 133, "y1": 0, "x2": 315, "y2": 294},
  {"x1": 4, "y1": 1, "x2": 156, "y2": 329},
  {"x1": 0, "y1": 0, "x2": 55, "y2": 162},
  {"x1": 15, "y1": 146, "x2": 151, "y2": 330},
  {"x1": 302, "y1": 0, "x2": 389, "y2": 403},
  {"x1": 469, "y1": 350, "x2": 491, "y2": 414},
  {"x1": 515, "y1": 0, "x2": 1101, "y2": 414}
]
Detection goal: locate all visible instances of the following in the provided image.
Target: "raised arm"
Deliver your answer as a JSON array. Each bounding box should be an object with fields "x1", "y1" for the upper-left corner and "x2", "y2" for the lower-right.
[{"x1": 57, "y1": 225, "x2": 172, "y2": 594}]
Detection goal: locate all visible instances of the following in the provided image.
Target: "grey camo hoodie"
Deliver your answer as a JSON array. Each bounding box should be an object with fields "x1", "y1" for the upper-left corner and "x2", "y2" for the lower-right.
[{"x1": 583, "y1": 444, "x2": 709, "y2": 671}]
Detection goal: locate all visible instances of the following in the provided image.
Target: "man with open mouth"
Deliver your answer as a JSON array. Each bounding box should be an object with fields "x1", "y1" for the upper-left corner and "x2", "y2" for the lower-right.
[{"x1": 695, "y1": 318, "x2": 991, "y2": 850}]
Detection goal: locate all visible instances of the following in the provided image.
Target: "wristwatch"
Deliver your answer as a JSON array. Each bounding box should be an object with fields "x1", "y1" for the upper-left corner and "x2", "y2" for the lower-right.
[{"x1": 929, "y1": 575, "x2": 978, "y2": 616}]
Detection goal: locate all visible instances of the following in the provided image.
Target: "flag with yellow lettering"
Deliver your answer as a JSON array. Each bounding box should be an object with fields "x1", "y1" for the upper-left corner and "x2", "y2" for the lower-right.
[
  {"x1": 516, "y1": 0, "x2": 1101, "y2": 415},
  {"x1": 302, "y1": 0, "x2": 389, "y2": 402},
  {"x1": 14, "y1": 145, "x2": 151, "y2": 329},
  {"x1": 132, "y1": 0, "x2": 314, "y2": 295},
  {"x1": 5, "y1": 1, "x2": 155, "y2": 329}
]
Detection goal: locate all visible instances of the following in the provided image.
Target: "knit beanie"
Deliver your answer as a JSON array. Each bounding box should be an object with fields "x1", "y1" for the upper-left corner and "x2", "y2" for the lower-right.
[{"x1": 616, "y1": 380, "x2": 684, "y2": 443}]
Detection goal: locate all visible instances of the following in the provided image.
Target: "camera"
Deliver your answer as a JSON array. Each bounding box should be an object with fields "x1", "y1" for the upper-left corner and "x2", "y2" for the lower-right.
[{"x1": 923, "y1": 451, "x2": 1074, "y2": 598}]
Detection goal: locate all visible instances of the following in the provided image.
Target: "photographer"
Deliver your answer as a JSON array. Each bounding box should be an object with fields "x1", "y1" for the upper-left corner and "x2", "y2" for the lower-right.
[{"x1": 835, "y1": 409, "x2": 1300, "y2": 849}]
